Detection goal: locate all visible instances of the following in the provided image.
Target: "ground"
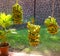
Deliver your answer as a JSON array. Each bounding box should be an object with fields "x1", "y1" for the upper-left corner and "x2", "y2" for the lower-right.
[
  {"x1": 9, "y1": 50, "x2": 60, "y2": 56},
  {"x1": 2, "y1": 26, "x2": 60, "y2": 56}
]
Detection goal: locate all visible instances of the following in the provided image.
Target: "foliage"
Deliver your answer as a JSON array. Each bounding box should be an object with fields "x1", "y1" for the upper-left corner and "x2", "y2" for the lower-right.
[
  {"x1": 0, "y1": 12, "x2": 12, "y2": 28},
  {"x1": 0, "y1": 12, "x2": 13, "y2": 43}
]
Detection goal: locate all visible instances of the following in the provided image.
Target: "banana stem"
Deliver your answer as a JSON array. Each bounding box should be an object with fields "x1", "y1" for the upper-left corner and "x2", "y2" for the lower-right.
[{"x1": 16, "y1": 0, "x2": 18, "y2": 4}]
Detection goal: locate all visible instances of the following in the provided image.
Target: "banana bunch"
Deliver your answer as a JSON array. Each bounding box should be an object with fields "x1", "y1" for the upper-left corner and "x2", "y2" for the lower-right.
[
  {"x1": 27, "y1": 22, "x2": 40, "y2": 46},
  {"x1": 12, "y1": 3, "x2": 23, "y2": 24},
  {"x1": 44, "y1": 16, "x2": 58, "y2": 35}
]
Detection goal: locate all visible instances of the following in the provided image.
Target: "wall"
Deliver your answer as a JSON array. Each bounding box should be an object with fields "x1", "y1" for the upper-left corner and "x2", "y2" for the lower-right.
[{"x1": 0, "y1": 0, "x2": 60, "y2": 25}]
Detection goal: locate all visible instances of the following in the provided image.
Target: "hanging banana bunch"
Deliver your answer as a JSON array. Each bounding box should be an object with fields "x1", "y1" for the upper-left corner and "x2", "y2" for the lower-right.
[
  {"x1": 27, "y1": 22, "x2": 40, "y2": 46},
  {"x1": 44, "y1": 16, "x2": 58, "y2": 35},
  {"x1": 12, "y1": 0, "x2": 23, "y2": 24}
]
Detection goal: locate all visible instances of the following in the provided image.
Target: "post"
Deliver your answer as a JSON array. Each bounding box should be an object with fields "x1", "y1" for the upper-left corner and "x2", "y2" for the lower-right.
[{"x1": 34, "y1": 0, "x2": 36, "y2": 19}]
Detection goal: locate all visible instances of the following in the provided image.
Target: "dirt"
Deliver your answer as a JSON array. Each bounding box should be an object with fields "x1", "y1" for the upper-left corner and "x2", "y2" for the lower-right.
[{"x1": 9, "y1": 47, "x2": 60, "y2": 56}]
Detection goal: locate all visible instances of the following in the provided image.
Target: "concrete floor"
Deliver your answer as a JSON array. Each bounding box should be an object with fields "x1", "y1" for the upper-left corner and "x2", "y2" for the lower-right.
[{"x1": 9, "y1": 52, "x2": 44, "y2": 56}]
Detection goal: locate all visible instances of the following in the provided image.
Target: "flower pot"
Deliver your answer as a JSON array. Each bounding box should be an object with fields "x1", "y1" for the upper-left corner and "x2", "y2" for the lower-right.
[{"x1": 0, "y1": 43, "x2": 9, "y2": 56}]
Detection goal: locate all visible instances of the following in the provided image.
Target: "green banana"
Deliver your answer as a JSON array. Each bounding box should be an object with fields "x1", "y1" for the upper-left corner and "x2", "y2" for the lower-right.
[
  {"x1": 44, "y1": 16, "x2": 58, "y2": 26},
  {"x1": 12, "y1": 3, "x2": 23, "y2": 24}
]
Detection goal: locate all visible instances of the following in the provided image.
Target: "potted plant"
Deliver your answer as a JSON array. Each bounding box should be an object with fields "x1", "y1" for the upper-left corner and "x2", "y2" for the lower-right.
[{"x1": 0, "y1": 12, "x2": 12, "y2": 56}]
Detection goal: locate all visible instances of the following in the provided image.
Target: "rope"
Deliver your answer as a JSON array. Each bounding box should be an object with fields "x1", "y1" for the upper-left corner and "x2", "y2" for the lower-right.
[{"x1": 52, "y1": 0, "x2": 55, "y2": 17}]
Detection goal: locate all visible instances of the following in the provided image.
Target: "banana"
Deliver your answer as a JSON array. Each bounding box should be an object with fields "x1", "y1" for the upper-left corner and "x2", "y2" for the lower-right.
[
  {"x1": 44, "y1": 18, "x2": 51, "y2": 26},
  {"x1": 12, "y1": 3, "x2": 23, "y2": 24},
  {"x1": 44, "y1": 16, "x2": 58, "y2": 26},
  {"x1": 27, "y1": 22, "x2": 40, "y2": 46}
]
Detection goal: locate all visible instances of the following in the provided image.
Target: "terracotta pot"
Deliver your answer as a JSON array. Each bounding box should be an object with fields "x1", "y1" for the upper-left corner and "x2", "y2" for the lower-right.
[{"x1": 0, "y1": 43, "x2": 9, "y2": 56}]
